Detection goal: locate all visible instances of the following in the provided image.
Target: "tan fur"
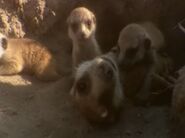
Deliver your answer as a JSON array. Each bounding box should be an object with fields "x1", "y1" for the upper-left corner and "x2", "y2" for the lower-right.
[
  {"x1": 70, "y1": 51, "x2": 123, "y2": 124},
  {"x1": 117, "y1": 22, "x2": 171, "y2": 104},
  {"x1": 67, "y1": 7, "x2": 101, "y2": 68},
  {"x1": 0, "y1": 36, "x2": 59, "y2": 81}
]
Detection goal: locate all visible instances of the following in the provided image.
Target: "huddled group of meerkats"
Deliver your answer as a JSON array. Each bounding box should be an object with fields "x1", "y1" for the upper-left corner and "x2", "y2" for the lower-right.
[{"x1": 0, "y1": 6, "x2": 184, "y2": 125}]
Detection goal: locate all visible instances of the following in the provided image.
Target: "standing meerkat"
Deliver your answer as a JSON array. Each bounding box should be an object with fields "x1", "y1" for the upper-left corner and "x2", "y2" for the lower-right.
[
  {"x1": 0, "y1": 33, "x2": 59, "y2": 81},
  {"x1": 70, "y1": 50, "x2": 123, "y2": 124},
  {"x1": 117, "y1": 22, "x2": 172, "y2": 104},
  {"x1": 67, "y1": 7, "x2": 101, "y2": 68}
]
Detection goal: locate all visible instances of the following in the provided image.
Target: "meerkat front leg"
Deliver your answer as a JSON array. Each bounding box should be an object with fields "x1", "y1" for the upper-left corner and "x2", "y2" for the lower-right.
[
  {"x1": 134, "y1": 69, "x2": 153, "y2": 104},
  {"x1": 0, "y1": 61, "x2": 23, "y2": 75}
]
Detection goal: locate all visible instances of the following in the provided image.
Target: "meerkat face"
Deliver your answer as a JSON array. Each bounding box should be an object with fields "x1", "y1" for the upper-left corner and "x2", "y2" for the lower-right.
[
  {"x1": 70, "y1": 55, "x2": 123, "y2": 124},
  {"x1": 67, "y1": 7, "x2": 96, "y2": 43},
  {"x1": 0, "y1": 33, "x2": 8, "y2": 58},
  {"x1": 118, "y1": 24, "x2": 152, "y2": 65}
]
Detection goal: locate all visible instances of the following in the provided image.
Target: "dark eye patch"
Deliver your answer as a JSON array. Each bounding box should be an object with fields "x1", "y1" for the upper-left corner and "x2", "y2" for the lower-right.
[
  {"x1": 111, "y1": 46, "x2": 120, "y2": 55},
  {"x1": 76, "y1": 72, "x2": 91, "y2": 96},
  {"x1": 1, "y1": 38, "x2": 7, "y2": 50},
  {"x1": 143, "y1": 38, "x2": 151, "y2": 50},
  {"x1": 70, "y1": 22, "x2": 79, "y2": 33},
  {"x1": 85, "y1": 19, "x2": 92, "y2": 29}
]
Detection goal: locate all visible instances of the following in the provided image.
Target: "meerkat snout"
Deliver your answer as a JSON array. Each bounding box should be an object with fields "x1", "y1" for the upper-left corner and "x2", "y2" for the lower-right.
[{"x1": 67, "y1": 7, "x2": 96, "y2": 42}]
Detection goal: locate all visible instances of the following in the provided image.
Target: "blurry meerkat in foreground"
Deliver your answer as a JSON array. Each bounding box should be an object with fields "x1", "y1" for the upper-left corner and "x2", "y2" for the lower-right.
[
  {"x1": 117, "y1": 22, "x2": 173, "y2": 104},
  {"x1": 70, "y1": 50, "x2": 123, "y2": 124},
  {"x1": 172, "y1": 66, "x2": 185, "y2": 123},
  {"x1": 0, "y1": 33, "x2": 59, "y2": 81},
  {"x1": 67, "y1": 7, "x2": 101, "y2": 69}
]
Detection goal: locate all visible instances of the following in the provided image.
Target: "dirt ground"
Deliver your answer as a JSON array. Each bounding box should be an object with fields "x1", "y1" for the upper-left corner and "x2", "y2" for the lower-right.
[
  {"x1": 0, "y1": 74, "x2": 172, "y2": 138},
  {"x1": 0, "y1": 0, "x2": 185, "y2": 138}
]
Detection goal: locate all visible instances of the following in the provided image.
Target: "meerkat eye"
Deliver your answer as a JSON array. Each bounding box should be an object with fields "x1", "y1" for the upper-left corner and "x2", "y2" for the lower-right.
[
  {"x1": 105, "y1": 69, "x2": 113, "y2": 79},
  {"x1": 86, "y1": 19, "x2": 92, "y2": 29},
  {"x1": 111, "y1": 46, "x2": 120, "y2": 55},
  {"x1": 143, "y1": 38, "x2": 151, "y2": 50},
  {"x1": 76, "y1": 81, "x2": 88, "y2": 95},
  {"x1": 71, "y1": 22, "x2": 78, "y2": 32}
]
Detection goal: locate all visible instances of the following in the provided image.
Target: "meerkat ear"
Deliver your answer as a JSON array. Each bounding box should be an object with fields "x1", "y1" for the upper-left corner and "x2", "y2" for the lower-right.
[
  {"x1": 2, "y1": 38, "x2": 8, "y2": 50},
  {"x1": 100, "y1": 108, "x2": 108, "y2": 118},
  {"x1": 70, "y1": 86, "x2": 75, "y2": 96},
  {"x1": 143, "y1": 38, "x2": 151, "y2": 50}
]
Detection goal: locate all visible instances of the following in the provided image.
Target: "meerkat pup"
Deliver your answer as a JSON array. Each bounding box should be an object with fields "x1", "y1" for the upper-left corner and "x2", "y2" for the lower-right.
[
  {"x1": 172, "y1": 66, "x2": 185, "y2": 122},
  {"x1": 70, "y1": 50, "x2": 123, "y2": 124},
  {"x1": 117, "y1": 22, "x2": 169, "y2": 104},
  {"x1": 0, "y1": 33, "x2": 59, "y2": 81},
  {"x1": 67, "y1": 7, "x2": 101, "y2": 68}
]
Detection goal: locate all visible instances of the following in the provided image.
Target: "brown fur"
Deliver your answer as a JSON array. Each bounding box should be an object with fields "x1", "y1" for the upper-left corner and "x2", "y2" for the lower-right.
[{"x1": 0, "y1": 37, "x2": 59, "y2": 81}]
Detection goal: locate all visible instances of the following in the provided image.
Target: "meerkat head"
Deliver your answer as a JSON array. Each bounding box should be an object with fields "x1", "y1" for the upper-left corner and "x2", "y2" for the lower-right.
[
  {"x1": 67, "y1": 7, "x2": 96, "y2": 43},
  {"x1": 0, "y1": 33, "x2": 8, "y2": 58},
  {"x1": 70, "y1": 53, "x2": 123, "y2": 124},
  {"x1": 118, "y1": 23, "x2": 152, "y2": 66}
]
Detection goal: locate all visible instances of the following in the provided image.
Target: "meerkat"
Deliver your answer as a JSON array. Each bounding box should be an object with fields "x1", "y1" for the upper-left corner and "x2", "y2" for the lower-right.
[
  {"x1": 67, "y1": 7, "x2": 101, "y2": 69},
  {"x1": 0, "y1": 33, "x2": 59, "y2": 81},
  {"x1": 172, "y1": 66, "x2": 185, "y2": 122},
  {"x1": 70, "y1": 50, "x2": 123, "y2": 124},
  {"x1": 117, "y1": 22, "x2": 173, "y2": 104}
]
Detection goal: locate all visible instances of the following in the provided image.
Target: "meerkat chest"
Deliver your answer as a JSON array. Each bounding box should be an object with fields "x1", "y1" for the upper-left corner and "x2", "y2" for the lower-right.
[{"x1": 73, "y1": 44, "x2": 98, "y2": 64}]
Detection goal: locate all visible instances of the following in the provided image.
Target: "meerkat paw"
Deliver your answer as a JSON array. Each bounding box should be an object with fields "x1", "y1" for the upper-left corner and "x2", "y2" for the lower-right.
[{"x1": 0, "y1": 62, "x2": 23, "y2": 75}]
